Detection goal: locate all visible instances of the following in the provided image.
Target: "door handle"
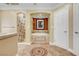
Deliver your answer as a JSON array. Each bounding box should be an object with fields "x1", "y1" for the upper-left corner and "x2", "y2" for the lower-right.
[
  {"x1": 75, "y1": 32, "x2": 79, "y2": 34},
  {"x1": 64, "y1": 31, "x2": 67, "y2": 33}
]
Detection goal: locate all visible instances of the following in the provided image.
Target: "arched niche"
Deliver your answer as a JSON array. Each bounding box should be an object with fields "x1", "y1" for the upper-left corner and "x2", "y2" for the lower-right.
[{"x1": 30, "y1": 13, "x2": 50, "y2": 44}]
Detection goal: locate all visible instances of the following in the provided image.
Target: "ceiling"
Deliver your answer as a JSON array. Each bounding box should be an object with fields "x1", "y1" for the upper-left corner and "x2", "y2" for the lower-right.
[{"x1": 0, "y1": 3, "x2": 65, "y2": 10}]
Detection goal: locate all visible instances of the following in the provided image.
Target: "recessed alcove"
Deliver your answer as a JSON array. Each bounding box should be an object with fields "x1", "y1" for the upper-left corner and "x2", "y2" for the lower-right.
[{"x1": 30, "y1": 13, "x2": 50, "y2": 44}]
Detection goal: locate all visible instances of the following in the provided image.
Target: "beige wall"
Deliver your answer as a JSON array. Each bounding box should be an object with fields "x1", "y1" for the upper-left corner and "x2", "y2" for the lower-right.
[
  {"x1": 0, "y1": 10, "x2": 17, "y2": 33},
  {"x1": 0, "y1": 10, "x2": 26, "y2": 33}
]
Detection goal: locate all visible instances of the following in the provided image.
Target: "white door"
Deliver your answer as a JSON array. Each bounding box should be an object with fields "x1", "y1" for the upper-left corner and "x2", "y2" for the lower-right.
[
  {"x1": 54, "y1": 5, "x2": 69, "y2": 49},
  {"x1": 73, "y1": 4, "x2": 79, "y2": 54}
]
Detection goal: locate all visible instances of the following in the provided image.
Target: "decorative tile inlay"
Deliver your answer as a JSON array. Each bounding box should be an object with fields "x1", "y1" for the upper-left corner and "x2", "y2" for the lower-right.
[
  {"x1": 30, "y1": 47, "x2": 48, "y2": 56},
  {"x1": 17, "y1": 44, "x2": 49, "y2": 56},
  {"x1": 17, "y1": 44, "x2": 76, "y2": 56},
  {"x1": 17, "y1": 12, "x2": 25, "y2": 42}
]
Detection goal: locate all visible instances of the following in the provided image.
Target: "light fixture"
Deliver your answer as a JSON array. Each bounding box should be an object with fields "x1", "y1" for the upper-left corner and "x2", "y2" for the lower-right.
[
  {"x1": 33, "y1": 3, "x2": 37, "y2": 5},
  {"x1": 5, "y1": 3, "x2": 19, "y2": 5}
]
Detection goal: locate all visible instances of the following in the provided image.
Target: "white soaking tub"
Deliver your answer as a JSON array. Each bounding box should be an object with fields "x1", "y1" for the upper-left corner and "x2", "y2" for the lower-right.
[{"x1": 0, "y1": 32, "x2": 17, "y2": 40}]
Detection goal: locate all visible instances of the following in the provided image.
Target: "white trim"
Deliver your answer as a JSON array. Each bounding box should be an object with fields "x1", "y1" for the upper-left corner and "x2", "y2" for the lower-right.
[{"x1": 17, "y1": 42, "x2": 31, "y2": 45}]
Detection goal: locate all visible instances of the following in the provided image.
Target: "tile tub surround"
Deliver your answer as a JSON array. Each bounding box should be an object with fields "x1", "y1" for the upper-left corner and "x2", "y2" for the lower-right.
[
  {"x1": 0, "y1": 32, "x2": 17, "y2": 40},
  {"x1": 17, "y1": 44, "x2": 76, "y2": 56}
]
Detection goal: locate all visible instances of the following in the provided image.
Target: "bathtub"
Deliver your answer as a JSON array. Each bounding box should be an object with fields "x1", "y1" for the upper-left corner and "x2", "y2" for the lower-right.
[{"x1": 0, "y1": 32, "x2": 17, "y2": 40}]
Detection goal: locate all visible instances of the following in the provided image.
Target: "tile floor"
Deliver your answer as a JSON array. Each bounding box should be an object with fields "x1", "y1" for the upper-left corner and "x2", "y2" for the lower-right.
[{"x1": 17, "y1": 44, "x2": 76, "y2": 56}]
